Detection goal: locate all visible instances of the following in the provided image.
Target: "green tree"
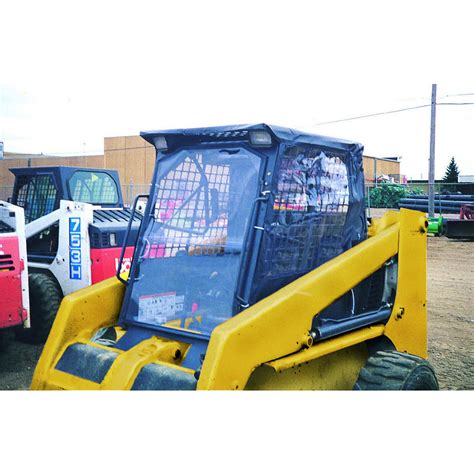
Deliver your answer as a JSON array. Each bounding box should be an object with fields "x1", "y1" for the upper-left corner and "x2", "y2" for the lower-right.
[{"x1": 443, "y1": 157, "x2": 460, "y2": 183}]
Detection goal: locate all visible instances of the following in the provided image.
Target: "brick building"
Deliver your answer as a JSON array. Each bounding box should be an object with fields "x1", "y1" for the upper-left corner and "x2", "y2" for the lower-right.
[{"x1": 363, "y1": 155, "x2": 402, "y2": 184}]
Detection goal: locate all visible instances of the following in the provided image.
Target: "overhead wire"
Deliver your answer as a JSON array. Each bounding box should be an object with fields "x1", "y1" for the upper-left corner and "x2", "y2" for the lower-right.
[
  {"x1": 442, "y1": 93, "x2": 474, "y2": 98},
  {"x1": 438, "y1": 102, "x2": 474, "y2": 106},
  {"x1": 314, "y1": 100, "x2": 474, "y2": 126},
  {"x1": 3, "y1": 92, "x2": 474, "y2": 153},
  {"x1": 314, "y1": 104, "x2": 431, "y2": 126}
]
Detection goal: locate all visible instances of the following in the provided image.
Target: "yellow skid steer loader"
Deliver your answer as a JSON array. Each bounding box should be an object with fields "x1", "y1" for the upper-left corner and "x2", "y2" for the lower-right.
[{"x1": 32, "y1": 124, "x2": 438, "y2": 390}]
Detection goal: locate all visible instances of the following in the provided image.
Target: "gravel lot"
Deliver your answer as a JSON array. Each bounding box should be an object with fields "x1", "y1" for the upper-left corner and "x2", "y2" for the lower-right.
[
  {"x1": 0, "y1": 236, "x2": 472, "y2": 390},
  {"x1": 427, "y1": 237, "x2": 474, "y2": 390}
]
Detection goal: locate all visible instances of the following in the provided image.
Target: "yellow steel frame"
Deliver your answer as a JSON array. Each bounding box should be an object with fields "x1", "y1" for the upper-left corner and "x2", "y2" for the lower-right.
[
  {"x1": 31, "y1": 276, "x2": 126, "y2": 390},
  {"x1": 32, "y1": 208, "x2": 427, "y2": 391},
  {"x1": 245, "y1": 342, "x2": 369, "y2": 390},
  {"x1": 197, "y1": 209, "x2": 427, "y2": 390},
  {"x1": 99, "y1": 338, "x2": 191, "y2": 390}
]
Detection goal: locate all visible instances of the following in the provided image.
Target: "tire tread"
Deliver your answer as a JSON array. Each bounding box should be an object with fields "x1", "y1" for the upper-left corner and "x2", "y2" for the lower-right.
[
  {"x1": 354, "y1": 350, "x2": 439, "y2": 390},
  {"x1": 16, "y1": 273, "x2": 62, "y2": 344}
]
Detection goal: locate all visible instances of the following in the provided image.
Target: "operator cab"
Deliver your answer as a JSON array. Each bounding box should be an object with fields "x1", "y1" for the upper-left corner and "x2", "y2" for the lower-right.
[
  {"x1": 116, "y1": 125, "x2": 394, "y2": 368},
  {"x1": 10, "y1": 166, "x2": 123, "y2": 222},
  {"x1": 9, "y1": 166, "x2": 141, "y2": 278}
]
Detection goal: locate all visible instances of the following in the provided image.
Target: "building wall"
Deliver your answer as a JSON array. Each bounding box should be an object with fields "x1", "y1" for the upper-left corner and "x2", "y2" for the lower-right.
[
  {"x1": 102, "y1": 139, "x2": 401, "y2": 187},
  {"x1": 0, "y1": 153, "x2": 105, "y2": 201},
  {"x1": 104, "y1": 136, "x2": 155, "y2": 187},
  {"x1": 1, "y1": 138, "x2": 402, "y2": 203},
  {"x1": 103, "y1": 136, "x2": 155, "y2": 203},
  {"x1": 0, "y1": 136, "x2": 155, "y2": 203},
  {"x1": 363, "y1": 156, "x2": 401, "y2": 183}
]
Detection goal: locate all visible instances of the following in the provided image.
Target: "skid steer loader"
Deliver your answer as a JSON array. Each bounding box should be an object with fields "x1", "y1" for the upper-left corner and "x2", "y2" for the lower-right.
[
  {"x1": 0, "y1": 201, "x2": 30, "y2": 332},
  {"x1": 0, "y1": 166, "x2": 141, "y2": 343},
  {"x1": 32, "y1": 124, "x2": 439, "y2": 390}
]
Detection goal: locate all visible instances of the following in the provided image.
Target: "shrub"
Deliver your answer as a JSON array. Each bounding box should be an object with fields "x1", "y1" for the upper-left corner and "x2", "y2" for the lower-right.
[
  {"x1": 406, "y1": 187, "x2": 424, "y2": 196},
  {"x1": 367, "y1": 184, "x2": 407, "y2": 208}
]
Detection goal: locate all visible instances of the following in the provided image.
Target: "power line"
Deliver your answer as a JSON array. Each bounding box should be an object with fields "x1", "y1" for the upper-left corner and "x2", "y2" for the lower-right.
[
  {"x1": 314, "y1": 104, "x2": 431, "y2": 126},
  {"x1": 314, "y1": 101, "x2": 474, "y2": 126},
  {"x1": 5, "y1": 96, "x2": 474, "y2": 154},
  {"x1": 437, "y1": 102, "x2": 474, "y2": 106},
  {"x1": 442, "y1": 93, "x2": 474, "y2": 98}
]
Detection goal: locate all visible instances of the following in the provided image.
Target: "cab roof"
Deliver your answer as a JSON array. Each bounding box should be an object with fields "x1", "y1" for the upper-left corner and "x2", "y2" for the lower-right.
[{"x1": 140, "y1": 123, "x2": 363, "y2": 153}]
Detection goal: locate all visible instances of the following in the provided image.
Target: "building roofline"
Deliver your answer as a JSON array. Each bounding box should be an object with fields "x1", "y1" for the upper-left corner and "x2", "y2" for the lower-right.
[{"x1": 363, "y1": 155, "x2": 401, "y2": 163}]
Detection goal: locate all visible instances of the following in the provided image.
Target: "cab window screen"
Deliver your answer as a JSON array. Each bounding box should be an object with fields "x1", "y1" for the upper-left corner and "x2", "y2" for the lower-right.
[
  {"x1": 250, "y1": 144, "x2": 351, "y2": 303},
  {"x1": 69, "y1": 171, "x2": 118, "y2": 205},
  {"x1": 121, "y1": 147, "x2": 262, "y2": 335},
  {"x1": 15, "y1": 174, "x2": 57, "y2": 223}
]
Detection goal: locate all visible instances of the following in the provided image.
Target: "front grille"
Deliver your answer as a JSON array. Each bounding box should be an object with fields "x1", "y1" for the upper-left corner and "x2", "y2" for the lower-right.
[
  {"x1": 0, "y1": 254, "x2": 15, "y2": 271},
  {"x1": 102, "y1": 233, "x2": 109, "y2": 246},
  {"x1": 365, "y1": 267, "x2": 386, "y2": 311},
  {"x1": 93, "y1": 209, "x2": 142, "y2": 224},
  {"x1": 200, "y1": 130, "x2": 249, "y2": 139},
  {"x1": 90, "y1": 233, "x2": 100, "y2": 248}
]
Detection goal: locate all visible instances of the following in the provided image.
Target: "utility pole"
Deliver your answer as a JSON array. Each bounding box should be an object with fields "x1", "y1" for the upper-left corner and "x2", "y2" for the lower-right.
[
  {"x1": 374, "y1": 158, "x2": 377, "y2": 188},
  {"x1": 428, "y1": 84, "x2": 437, "y2": 217}
]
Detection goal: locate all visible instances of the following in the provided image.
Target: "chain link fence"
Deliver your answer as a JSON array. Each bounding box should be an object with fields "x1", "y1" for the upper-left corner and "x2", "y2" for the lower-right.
[
  {"x1": 126, "y1": 182, "x2": 474, "y2": 208},
  {"x1": 121, "y1": 184, "x2": 151, "y2": 207},
  {"x1": 365, "y1": 181, "x2": 474, "y2": 217},
  {"x1": 366, "y1": 181, "x2": 474, "y2": 196},
  {"x1": 3, "y1": 181, "x2": 473, "y2": 212}
]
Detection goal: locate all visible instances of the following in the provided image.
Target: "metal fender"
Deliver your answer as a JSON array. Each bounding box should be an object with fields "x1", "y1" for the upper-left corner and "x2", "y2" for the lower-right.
[{"x1": 31, "y1": 276, "x2": 126, "y2": 390}]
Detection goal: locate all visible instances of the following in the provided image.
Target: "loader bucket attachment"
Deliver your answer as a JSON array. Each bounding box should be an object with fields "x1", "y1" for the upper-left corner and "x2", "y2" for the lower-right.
[
  {"x1": 32, "y1": 125, "x2": 429, "y2": 390},
  {"x1": 444, "y1": 218, "x2": 474, "y2": 240}
]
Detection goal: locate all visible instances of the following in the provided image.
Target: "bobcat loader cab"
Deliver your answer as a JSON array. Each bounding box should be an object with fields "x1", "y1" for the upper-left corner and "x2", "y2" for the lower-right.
[
  {"x1": 32, "y1": 125, "x2": 438, "y2": 390},
  {"x1": 2, "y1": 166, "x2": 141, "y2": 342}
]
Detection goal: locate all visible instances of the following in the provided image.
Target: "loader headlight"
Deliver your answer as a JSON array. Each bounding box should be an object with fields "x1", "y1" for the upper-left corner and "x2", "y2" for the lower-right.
[
  {"x1": 249, "y1": 131, "x2": 272, "y2": 147},
  {"x1": 154, "y1": 136, "x2": 168, "y2": 151},
  {"x1": 109, "y1": 233, "x2": 117, "y2": 246}
]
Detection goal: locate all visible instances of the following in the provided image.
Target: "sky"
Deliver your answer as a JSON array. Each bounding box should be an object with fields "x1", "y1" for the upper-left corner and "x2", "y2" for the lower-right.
[{"x1": 1, "y1": 0, "x2": 474, "y2": 180}]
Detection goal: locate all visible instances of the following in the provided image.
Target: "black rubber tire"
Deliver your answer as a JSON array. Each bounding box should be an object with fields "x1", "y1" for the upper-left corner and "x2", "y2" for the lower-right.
[
  {"x1": 16, "y1": 273, "x2": 62, "y2": 344},
  {"x1": 353, "y1": 350, "x2": 439, "y2": 390}
]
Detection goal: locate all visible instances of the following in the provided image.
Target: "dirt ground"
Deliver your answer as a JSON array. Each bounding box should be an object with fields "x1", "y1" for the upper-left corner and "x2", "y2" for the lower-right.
[
  {"x1": 0, "y1": 332, "x2": 44, "y2": 390},
  {"x1": 427, "y1": 237, "x2": 474, "y2": 390},
  {"x1": 0, "y1": 236, "x2": 472, "y2": 390}
]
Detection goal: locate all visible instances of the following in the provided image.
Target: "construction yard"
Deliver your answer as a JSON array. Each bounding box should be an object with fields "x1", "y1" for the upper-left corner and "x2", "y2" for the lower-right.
[{"x1": 0, "y1": 235, "x2": 472, "y2": 391}]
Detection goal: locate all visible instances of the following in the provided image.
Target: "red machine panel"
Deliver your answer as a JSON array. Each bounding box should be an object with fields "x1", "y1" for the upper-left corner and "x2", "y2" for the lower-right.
[
  {"x1": 0, "y1": 236, "x2": 26, "y2": 329},
  {"x1": 90, "y1": 246, "x2": 135, "y2": 284}
]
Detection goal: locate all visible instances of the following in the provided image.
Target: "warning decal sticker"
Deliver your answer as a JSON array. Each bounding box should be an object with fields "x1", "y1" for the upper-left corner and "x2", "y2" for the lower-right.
[{"x1": 138, "y1": 292, "x2": 184, "y2": 324}]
